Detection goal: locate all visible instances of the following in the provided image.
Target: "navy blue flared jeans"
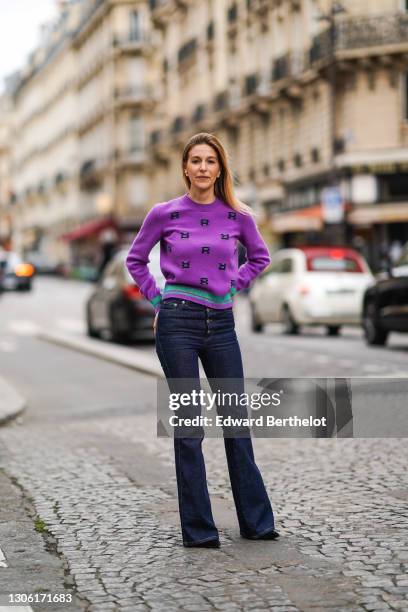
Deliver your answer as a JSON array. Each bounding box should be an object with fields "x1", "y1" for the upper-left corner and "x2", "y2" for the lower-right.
[{"x1": 155, "y1": 297, "x2": 275, "y2": 545}]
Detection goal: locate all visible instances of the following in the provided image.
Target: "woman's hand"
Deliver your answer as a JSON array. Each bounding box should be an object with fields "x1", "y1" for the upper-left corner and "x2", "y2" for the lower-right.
[{"x1": 153, "y1": 312, "x2": 159, "y2": 335}]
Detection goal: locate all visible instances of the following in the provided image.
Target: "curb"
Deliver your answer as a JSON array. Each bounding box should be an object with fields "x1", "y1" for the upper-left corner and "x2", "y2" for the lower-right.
[
  {"x1": 0, "y1": 376, "x2": 27, "y2": 426},
  {"x1": 37, "y1": 329, "x2": 164, "y2": 378}
]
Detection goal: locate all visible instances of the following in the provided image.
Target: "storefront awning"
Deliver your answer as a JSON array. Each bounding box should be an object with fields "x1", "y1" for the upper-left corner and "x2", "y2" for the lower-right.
[
  {"x1": 348, "y1": 202, "x2": 408, "y2": 225},
  {"x1": 60, "y1": 217, "x2": 116, "y2": 242},
  {"x1": 270, "y1": 205, "x2": 323, "y2": 233}
]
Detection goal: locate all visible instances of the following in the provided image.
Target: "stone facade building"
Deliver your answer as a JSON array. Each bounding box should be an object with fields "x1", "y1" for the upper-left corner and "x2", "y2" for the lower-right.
[
  {"x1": 1, "y1": 0, "x2": 408, "y2": 270},
  {"x1": 149, "y1": 0, "x2": 408, "y2": 266},
  {"x1": 3, "y1": 0, "x2": 157, "y2": 270}
]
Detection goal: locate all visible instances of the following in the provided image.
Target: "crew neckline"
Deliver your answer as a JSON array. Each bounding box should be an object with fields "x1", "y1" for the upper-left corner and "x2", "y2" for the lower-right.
[{"x1": 184, "y1": 192, "x2": 219, "y2": 206}]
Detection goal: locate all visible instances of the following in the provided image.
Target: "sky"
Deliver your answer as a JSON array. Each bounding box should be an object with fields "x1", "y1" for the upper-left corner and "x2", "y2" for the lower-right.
[{"x1": 0, "y1": 0, "x2": 58, "y2": 93}]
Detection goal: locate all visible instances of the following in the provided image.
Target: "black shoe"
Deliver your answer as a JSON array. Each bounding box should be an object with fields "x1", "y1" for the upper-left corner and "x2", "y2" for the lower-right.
[
  {"x1": 184, "y1": 538, "x2": 221, "y2": 548},
  {"x1": 242, "y1": 530, "x2": 280, "y2": 541}
]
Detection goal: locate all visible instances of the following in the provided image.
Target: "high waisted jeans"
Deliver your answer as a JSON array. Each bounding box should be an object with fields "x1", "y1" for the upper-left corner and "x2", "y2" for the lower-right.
[{"x1": 155, "y1": 297, "x2": 275, "y2": 545}]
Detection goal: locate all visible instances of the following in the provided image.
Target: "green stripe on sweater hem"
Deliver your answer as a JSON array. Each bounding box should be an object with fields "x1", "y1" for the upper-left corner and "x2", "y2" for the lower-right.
[
  {"x1": 150, "y1": 295, "x2": 162, "y2": 306},
  {"x1": 164, "y1": 284, "x2": 234, "y2": 304}
]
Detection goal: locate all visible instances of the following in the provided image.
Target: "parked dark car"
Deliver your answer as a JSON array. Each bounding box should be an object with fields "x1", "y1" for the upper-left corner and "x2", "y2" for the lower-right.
[
  {"x1": 0, "y1": 250, "x2": 35, "y2": 291},
  {"x1": 85, "y1": 246, "x2": 164, "y2": 342},
  {"x1": 362, "y1": 246, "x2": 408, "y2": 346}
]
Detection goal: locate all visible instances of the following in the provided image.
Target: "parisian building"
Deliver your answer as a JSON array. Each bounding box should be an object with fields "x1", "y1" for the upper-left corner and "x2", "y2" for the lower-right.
[
  {"x1": 4, "y1": 0, "x2": 156, "y2": 270},
  {"x1": 149, "y1": 0, "x2": 408, "y2": 268},
  {"x1": 0, "y1": 92, "x2": 12, "y2": 249},
  {"x1": 1, "y1": 0, "x2": 408, "y2": 271}
]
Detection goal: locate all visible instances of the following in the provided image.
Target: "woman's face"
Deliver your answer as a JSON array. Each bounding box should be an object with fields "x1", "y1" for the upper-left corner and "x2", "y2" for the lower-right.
[{"x1": 184, "y1": 144, "x2": 221, "y2": 193}]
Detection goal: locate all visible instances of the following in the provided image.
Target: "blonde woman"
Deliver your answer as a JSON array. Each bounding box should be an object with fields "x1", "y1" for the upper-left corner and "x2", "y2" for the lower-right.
[{"x1": 126, "y1": 133, "x2": 279, "y2": 547}]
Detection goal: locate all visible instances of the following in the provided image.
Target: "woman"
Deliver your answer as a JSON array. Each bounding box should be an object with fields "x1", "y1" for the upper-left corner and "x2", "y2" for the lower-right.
[{"x1": 126, "y1": 132, "x2": 279, "y2": 548}]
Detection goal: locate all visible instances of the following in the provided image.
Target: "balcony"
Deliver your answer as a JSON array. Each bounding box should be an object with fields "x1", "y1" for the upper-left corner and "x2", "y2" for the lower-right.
[
  {"x1": 112, "y1": 31, "x2": 153, "y2": 54},
  {"x1": 308, "y1": 12, "x2": 408, "y2": 67},
  {"x1": 115, "y1": 148, "x2": 150, "y2": 169},
  {"x1": 336, "y1": 12, "x2": 408, "y2": 53},
  {"x1": 113, "y1": 86, "x2": 154, "y2": 109}
]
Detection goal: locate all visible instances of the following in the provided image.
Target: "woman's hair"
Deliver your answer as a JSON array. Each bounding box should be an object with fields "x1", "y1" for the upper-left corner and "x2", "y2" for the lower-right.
[{"x1": 181, "y1": 132, "x2": 254, "y2": 216}]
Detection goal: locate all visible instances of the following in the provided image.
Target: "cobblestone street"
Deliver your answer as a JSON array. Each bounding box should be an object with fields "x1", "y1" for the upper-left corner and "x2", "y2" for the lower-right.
[{"x1": 1, "y1": 379, "x2": 408, "y2": 611}]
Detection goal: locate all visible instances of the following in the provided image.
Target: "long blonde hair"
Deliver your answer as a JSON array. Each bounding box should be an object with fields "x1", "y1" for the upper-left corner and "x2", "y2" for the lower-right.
[{"x1": 182, "y1": 132, "x2": 254, "y2": 216}]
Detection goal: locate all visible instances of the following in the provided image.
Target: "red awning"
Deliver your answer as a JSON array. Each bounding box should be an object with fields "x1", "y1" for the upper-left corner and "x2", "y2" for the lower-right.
[{"x1": 60, "y1": 218, "x2": 116, "y2": 242}]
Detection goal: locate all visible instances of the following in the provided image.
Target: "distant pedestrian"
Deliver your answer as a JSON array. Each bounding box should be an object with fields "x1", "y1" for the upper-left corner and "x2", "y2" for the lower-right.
[{"x1": 126, "y1": 132, "x2": 278, "y2": 547}]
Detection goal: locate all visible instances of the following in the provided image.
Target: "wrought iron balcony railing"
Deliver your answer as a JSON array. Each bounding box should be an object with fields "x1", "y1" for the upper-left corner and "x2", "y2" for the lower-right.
[
  {"x1": 309, "y1": 12, "x2": 408, "y2": 65},
  {"x1": 336, "y1": 12, "x2": 408, "y2": 51}
]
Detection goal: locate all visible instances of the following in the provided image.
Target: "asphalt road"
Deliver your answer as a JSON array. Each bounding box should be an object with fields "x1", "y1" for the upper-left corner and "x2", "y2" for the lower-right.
[{"x1": 1, "y1": 276, "x2": 408, "y2": 378}]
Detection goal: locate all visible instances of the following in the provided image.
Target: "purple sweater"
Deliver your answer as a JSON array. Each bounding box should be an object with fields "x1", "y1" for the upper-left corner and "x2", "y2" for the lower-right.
[{"x1": 125, "y1": 193, "x2": 270, "y2": 311}]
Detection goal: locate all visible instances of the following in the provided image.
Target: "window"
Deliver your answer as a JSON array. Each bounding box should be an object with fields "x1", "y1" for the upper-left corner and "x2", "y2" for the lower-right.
[
  {"x1": 130, "y1": 10, "x2": 141, "y2": 41},
  {"x1": 129, "y1": 115, "x2": 144, "y2": 152},
  {"x1": 305, "y1": 250, "x2": 364, "y2": 273}
]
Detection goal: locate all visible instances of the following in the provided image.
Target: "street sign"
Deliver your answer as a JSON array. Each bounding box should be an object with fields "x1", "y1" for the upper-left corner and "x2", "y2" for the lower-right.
[{"x1": 322, "y1": 186, "x2": 344, "y2": 224}]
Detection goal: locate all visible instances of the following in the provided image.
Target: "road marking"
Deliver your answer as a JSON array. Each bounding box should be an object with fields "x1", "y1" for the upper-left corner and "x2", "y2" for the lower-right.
[
  {"x1": 7, "y1": 320, "x2": 39, "y2": 336},
  {"x1": 0, "y1": 546, "x2": 7, "y2": 567}
]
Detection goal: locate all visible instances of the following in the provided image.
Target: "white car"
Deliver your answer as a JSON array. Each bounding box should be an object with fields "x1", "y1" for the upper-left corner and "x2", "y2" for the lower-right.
[{"x1": 249, "y1": 247, "x2": 374, "y2": 335}]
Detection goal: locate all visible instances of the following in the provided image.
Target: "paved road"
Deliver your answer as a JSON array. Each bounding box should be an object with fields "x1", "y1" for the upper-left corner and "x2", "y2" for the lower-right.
[
  {"x1": 1, "y1": 276, "x2": 408, "y2": 377},
  {"x1": 0, "y1": 278, "x2": 407, "y2": 611}
]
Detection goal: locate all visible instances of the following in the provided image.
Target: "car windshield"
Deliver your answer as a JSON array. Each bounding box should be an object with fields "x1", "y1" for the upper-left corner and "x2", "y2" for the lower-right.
[{"x1": 305, "y1": 250, "x2": 364, "y2": 273}]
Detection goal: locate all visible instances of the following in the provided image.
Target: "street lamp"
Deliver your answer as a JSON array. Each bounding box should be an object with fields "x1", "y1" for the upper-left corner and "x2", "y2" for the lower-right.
[{"x1": 317, "y1": 1, "x2": 348, "y2": 244}]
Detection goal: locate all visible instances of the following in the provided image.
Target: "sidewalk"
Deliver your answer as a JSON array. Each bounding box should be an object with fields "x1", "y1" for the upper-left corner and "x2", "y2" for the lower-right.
[{"x1": 0, "y1": 376, "x2": 26, "y2": 426}]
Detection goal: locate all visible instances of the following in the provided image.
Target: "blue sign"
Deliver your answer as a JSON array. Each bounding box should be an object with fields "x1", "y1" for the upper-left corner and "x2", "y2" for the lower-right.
[{"x1": 322, "y1": 187, "x2": 344, "y2": 224}]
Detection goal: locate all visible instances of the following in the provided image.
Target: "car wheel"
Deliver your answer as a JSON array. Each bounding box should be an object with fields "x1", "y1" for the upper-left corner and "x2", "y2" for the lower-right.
[
  {"x1": 363, "y1": 301, "x2": 388, "y2": 346},
  {"x1": 282, "y1": 305, "x2": 299, "y2": 335},
  {"x1": 86, "y1": 306, "x2": 100, "y2": 339},
  {"x1": 327, "y1": 325, "x2": 341, "y2": 336},
  {"x1": 250, "y1": 303, "x2": 263, "y2": 333}
]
